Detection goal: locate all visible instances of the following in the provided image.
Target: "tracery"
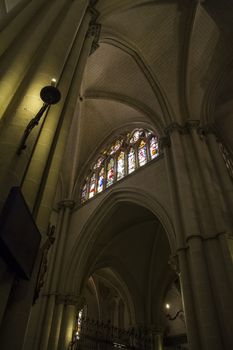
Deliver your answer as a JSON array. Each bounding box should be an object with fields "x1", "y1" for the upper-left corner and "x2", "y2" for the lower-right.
[
  {"x1": 81, "y1": 129, "x2": 160, "y2": 203},
  {"x1": 219, "y1": 141, "x2": 233, "y2": 179}
]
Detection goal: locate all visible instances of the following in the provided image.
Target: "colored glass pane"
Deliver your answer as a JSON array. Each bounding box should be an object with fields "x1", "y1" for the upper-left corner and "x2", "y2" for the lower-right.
[
  {"x1": 81, "y1": 182, "x2": 87, "y2": 203},
  {"x1": 75, "y1": 309, "x2": 83, "y2": 340},
  {"x1": 219, "y1": 143, "x2": 233, "y2": 178},
  {"x1": 81, "y1": 129, "x2": 160, "y2": 204},
  {"x1": 128, "y1": 148, "x2": 135, "y2": 174},
  {"x1": 109, "y1": 140, "x2": 123, "y2": 154},
  {"x1": 150, "y1": 137, "x2": 159, "y2": 159},
  {"x1": 89, "y1": 173, "x2": 96, "y2": 198},
  {"x1": 107, "y1": 158, "x2": 115, "y2": 187},
  {"x1": 130, "y1": 130, "x2": 140, "y2": 144},
  {"x1": 117, "y1": 152, "x2": 125, "y2": 180},
  {"x1": 97, "y1": 167, "x2": 105, "y2": 193},
  {"x1": 93, "y1": 156, "x2": 104, "y2": 170},
  {"x1": 138, "y1": 140, "x2": 147, "y2": 166}
]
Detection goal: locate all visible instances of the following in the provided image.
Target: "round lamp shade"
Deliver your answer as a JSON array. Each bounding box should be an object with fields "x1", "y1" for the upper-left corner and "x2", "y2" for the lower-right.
[{"x1": 40, "y1": 86, "x2": 61, "y2": 105}]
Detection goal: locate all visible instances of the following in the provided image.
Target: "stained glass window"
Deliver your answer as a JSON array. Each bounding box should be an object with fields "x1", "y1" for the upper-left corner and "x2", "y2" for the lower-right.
[
  {"x1": 128, "y1": 148, "x2": 136, "y2": 174},
  {"x1": 89, "y1": 173, "x2": 96, "y2": 198},
  {"x1": 117, "y1": 151, "x2": 125, "y2": 180},
  {"x1": 219, "y1": 142, "x2": 233, "y2": 179},
  {"x1": 94, "y1": 156, "x2": 104, "y2": 170},
  {"x1": 81, "y1": 128, "x2": 160, "y2": 203},
  {"x1": 109, "y1": 140, "x2": 123, "y2": 154},
  {"x1": 97, "y1": 167, "x2": 105, "y2": 193},
  {"x1": 130, "y1": 130, "x2": 140, "y2": 144},
  {"x1": 150, "y1": 136, "x2": 159, "y2": 159},
  {"x1": 107, "y1": 158, "x2": 115, "y2": 187},
  {"x1": 81, "y1": 182, "x2": 87, "y2": 203},
  {"x1": 138, "y1": 140, "x2": 147, "y2": 166},
  {"x1": 75, "y1": 309, "x2": 83, "y2": 340}
]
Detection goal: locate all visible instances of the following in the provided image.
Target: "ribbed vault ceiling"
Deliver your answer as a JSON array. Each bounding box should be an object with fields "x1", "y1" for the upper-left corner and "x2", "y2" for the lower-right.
[{"x1": 73, "y1": 0, "x2": 233, "y2": 183}]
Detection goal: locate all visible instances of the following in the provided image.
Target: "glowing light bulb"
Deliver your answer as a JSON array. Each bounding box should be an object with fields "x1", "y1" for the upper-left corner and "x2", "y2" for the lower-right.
[
  {"x1": 165, "y1": 303, "x2": 170, "y2": 309},
  {"x1": 51, "y1": 78, "x2": 57, "y2": 86}
]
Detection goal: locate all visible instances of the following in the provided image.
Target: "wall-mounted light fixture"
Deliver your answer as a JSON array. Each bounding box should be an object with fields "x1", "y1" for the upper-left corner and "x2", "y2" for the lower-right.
[{"x1": 17, "y1": 79, "x2": 61, "y2": 155}]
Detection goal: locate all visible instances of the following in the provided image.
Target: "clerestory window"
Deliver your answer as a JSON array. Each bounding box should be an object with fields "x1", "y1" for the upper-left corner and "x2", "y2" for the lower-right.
[
  {"x1": 219, "y1": 141, "x2": 233, "y2": 179},
  {"x1": 80, "y1": 128, "x2": 160, "y2": 203}
]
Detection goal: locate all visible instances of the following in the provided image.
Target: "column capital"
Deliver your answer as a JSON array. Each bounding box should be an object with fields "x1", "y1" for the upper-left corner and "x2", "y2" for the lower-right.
[
  {"x1": 87, "y1": 22, "x2": 101, "y2": 54},
  {"x1": 200, "y1": 123, "x2": 217, "y2": 136},
  {"x1": 86, "y1": 0, "x2": 101, "y2": 54},
  {"x1": 159, "y1": 135, "x2": 171, "y2": 150},
  {"x1": 168, "y1": 254, "x2": 180, "y2": 274},
  {"x1": 164, "y1": 120, "x2": 201, "y2": 136},
  {"x1": 87, "y1": 4, "x2": 99, "y2": 23},
  {"x1": 56, "y1": 294, "x2": 81, "y2": 306},
  {"x1": 57, "y1": 199, "x2": 75, "y2": 210}
]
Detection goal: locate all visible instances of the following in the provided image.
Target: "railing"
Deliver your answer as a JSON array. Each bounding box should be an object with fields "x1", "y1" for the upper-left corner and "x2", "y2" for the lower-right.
[
  {"x1": 69, "y1": 319, "x2": 188, "y2": 350},
  {"x1": 69, "y1": 319, "x2": 152, "y2": 350}
]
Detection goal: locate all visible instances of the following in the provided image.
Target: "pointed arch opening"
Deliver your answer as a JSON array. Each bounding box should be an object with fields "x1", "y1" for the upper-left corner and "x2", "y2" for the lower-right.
[{"x1": 80, "y1": 128, "x2": 161, "y2": 203}]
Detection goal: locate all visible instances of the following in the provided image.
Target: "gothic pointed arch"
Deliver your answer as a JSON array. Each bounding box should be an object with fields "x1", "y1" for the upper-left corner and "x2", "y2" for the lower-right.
[{"x1": 80, "y1": 128, "x2": 160, "y2": 203}]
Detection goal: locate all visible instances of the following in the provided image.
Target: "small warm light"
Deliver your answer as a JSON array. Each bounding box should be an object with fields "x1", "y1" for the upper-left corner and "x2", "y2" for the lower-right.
[
  {"x1": 165, "y1": 303, "x2": 170, "y2": 309},
  {"x1": 51, "y1": 78, "x2": 57, "y2": 86}
]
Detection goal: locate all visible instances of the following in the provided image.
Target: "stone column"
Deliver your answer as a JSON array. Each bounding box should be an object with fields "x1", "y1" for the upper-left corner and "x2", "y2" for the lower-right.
[
  {"x1": 162, "y1": 137, "x2": 201, "y2": 350},
  {"x1": 47, "y1": 300, "x2": 64, "y2": 350},
  {"x1": 162, "y1": 122, "x2": 233, "y2": 350},
  {"x1": 0, "y1": 0, "x2": 48, "y2": 53},
  {"x1": 37, "y1": 199, "x2": 75, "y2": 350},
  {"x1": 0, "y1": 0, "x2": 89, "y2": 211},
  {"x1": 0, "y1": 0, "x2": 70, "y2": 117},
  {"x1": 31, "y1": 13, "x2": 98, "y2": 235},
  {"x1": 0, "y1": 0, "x2": 7, "y2": 19},
  {"x1": 22, "y1": 208, "x2": 63, "y2": 350},
  {"x1": 151, "y1": 330, "x2": 163, "y2": 350},
  {"x1": 57, "y1": 295, "x2": 79, "y2": 350},
  {"x1": 189, "y1": 126, "x2": 233, "y2": 349},
  {"x1": 206, "y1": 131, "x2": 233, "y2": 221},
  {"x1": 21, "y1": 6, "x2": 99, "y2": 349}
]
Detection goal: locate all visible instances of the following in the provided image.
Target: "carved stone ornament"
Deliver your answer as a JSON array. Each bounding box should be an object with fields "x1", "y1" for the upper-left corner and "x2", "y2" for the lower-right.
[
  {"x1": 33, "y1": 224, "x2": 56, "y2": 304},
  {"x1": 159, "y1": 136, "x2": 171, "y2": 150},
  {"x1": 168, "y1": 254, "x2": 180, "y2": 274},
  {"x1": 200, "y1": 123, "x2": 217, "y2": 137},
  {"x1": 164, "y1": 120, "x2": 201, "y2": 136},
  {"x1": 57, "y1": 199, "x2": 75, "y2": 210},
  {"x1": 88, "y1": 23, "x2": 101, "y2": 55},
  {"x1": 56, "y1": 294, "x2": 82, "y2": 306}
]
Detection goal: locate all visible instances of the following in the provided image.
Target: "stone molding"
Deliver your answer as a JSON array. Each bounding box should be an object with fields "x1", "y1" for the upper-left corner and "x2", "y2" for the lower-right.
[
  {"x1": 159, "y1": 136, "x2": 171, "y2": 150},
  {"x1": 176, "y1": 231, "x2": 229, "y2": 253},
  {"x1": 57, "y1": 199, "x2": 75, "y2": 210},
  {"x1": 89, "y1": 23, "x2": 101, "y2": 54},
  {"x1": 168, "y1": 254, "x2": 180, "y2": 275},
  {"x1": 88, "y1": 4, "x2": 99, "y2": 24},
  {"x1": 33, "y1": 224, "x2": 56, "y2": 304},
  {"x1": 55, "y1": 294, "x2": 84, "y2": 306},
  {"x1": 164, "y1": 120, "x2": 200, "y2": 136},
  {"x1": 200, "y1": 123, "x2": 216, "y2": 136},
  {"x1": 87, "y1": 0, "x2": 101, "y2": 54},
  {"x1": 185, "y1": 231, "x2": 228, "y2": 243},
  {"x1": 161, "y1": 120, "x2": 217, "y2": 148}
]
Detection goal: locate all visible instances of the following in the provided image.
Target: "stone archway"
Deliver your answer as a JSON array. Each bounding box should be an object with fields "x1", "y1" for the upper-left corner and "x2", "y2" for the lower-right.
[
  {"x1": 64, "y1": 187, "x2": 176, "y2": 296},
  {"x1": 62, "y1": 188, "x2": 176, "y2": 349}
]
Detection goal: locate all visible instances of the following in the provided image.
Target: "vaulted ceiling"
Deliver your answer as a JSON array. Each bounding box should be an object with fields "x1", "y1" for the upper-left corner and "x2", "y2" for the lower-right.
[{"x1": 72, "y1": 0, "x2": 233, "y2": 180}]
